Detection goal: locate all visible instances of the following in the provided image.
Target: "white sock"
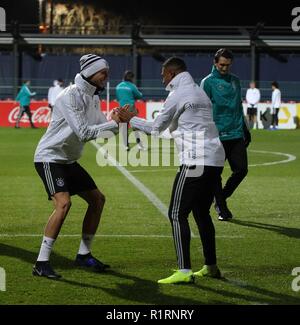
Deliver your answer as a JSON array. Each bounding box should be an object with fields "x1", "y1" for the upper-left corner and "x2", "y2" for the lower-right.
[
  {"x1": 37, "y1": 236, "x2": 55, "y2": 262},
  {"x1": 78, "y1": 234, "x2": 94, "y2": 255},
  {"x1": 179, "y1": 268, "x2": 192, "y2": 273}
]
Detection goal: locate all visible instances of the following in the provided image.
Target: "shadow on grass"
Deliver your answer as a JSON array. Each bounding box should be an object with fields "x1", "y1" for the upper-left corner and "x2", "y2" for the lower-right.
[
  {"x1": 61, "y1": 270, "x2": 216, "y2": 305},
  {"x1": 0, "y1": 242, "x2": 75, "y2": 269},
  {"x1": 0, "y1": 242, "x2": 226, "y2": 304},
  {"x1": 230, "y1": 219, "x2": 300, "y2": 239},
  {"x1": 1, "y1": 242, "x2": 298, "y2": 305},
  {"x1": 194, "y1": 277, "x2": 300, "y2": 305}
]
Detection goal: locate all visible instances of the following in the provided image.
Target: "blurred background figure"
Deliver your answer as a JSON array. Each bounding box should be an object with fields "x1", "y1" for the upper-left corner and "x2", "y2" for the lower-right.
[
  {"x1": 270, "y1": 81, "x2": 281, "y2": 130},
  {"x1": 15, "y1": 80, "x2": 37, "y2": 129},
  {"x1": 116, "y1": 70, "x2": 145, "y2": 151},
  {"x1": 246, "y1": 81, "x2": 260, "y2": 130},
  {"x1": 48, "y1": 79, "x2": 64, "y2": 112}
]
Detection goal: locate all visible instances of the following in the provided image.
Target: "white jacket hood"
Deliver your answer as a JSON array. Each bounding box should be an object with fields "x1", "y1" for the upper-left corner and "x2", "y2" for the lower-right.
[
  {"x1": 75, "y1": 73, "x2": 97, "y2": 97},
  {"x1": 34, "y1": 73, "x2": 118, "y2": 163}
]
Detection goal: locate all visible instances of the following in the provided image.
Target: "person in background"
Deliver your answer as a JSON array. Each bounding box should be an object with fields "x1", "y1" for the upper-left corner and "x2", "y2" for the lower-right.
[
  {"x1": 116, "y1": 70, "x2": 145, "y2": 151},
  {"x1": 246, "y1": 81, "x2": 260, "y2": 130},
  {"x1": 270, "y1": 81, "x2": 281, "y2": 130},
  {"x1": 15, "y1": 80, "x2": 37, "y2": 129},
  {"x1": 48, "y1": 79, "x2": 64, "y2": 112}
]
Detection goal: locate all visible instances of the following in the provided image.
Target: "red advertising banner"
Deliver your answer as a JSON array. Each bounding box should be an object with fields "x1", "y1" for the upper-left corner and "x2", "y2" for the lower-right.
[
  {"x1": 0, "y1": 101, "x2": 50, "y2": 128},
  {"x1": 0, "y1": 100, "x2": 147, "y2": 128}
]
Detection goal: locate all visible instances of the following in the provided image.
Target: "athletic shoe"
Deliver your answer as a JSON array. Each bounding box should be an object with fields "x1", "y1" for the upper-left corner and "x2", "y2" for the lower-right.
[
  {"x1": 75, "y1": 253, "x2": 110, "y2": 272},
  {"x1": 214, "y1": 202, "x2": 233, "y2": 221},
  {"x1": 158, "y1": 270, "x2": 195, "y2": 284},
  {"x1": 194, "y1": 265, "x2": 222, "y2": 279},
  {"x1": 125, "y1": 146, "x2": 130, "y2": 151},
  {"x1": 32, "y1": 261, "x2": 62, "y2": 279}
]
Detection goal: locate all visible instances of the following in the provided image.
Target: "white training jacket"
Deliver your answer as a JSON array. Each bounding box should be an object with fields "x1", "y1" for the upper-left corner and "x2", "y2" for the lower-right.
[
  {"x1": 246, "y1": 88, "x2": 261, "y2": 108},
  {"x1": 48, "y1": 84, "x2": 64, "y2": 106},
  {"x1": 130, "y1": 71, "x2": 225, "y2": 167},
  {"x1": 34, "y1": 74, "x2": 118, "y2": 164},
  {"x1": 272, "y1": 88, "x2": 281, "y2": 109}
]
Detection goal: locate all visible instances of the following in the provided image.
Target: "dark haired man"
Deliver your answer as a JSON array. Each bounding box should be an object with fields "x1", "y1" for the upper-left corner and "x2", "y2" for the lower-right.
[{"x1": 201, "y1": 48, "x2": 251, "y2": 221}]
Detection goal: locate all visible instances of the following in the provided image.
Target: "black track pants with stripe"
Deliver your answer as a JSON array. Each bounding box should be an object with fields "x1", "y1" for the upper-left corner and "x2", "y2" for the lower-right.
[{"x1": 168, "y1": 165, "x2": 223, "y2": 269}]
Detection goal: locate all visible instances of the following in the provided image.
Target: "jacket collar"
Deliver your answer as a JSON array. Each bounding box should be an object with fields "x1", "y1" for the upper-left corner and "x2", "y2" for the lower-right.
[
  {"x1": 74, "y1": 73, "x2": 97, "y2": 96},
  {"x1": 165, "y1": 71, "x2": 195, "y2": 91},
  {"x1": 211, "y1": 65, "x2": 231, "y2": 81}
]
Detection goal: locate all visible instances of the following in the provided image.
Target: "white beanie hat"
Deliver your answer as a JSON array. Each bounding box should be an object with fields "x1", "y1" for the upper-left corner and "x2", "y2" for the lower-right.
[{"x1": 80, "y1": 54, "x2": 109, "y2": 78}]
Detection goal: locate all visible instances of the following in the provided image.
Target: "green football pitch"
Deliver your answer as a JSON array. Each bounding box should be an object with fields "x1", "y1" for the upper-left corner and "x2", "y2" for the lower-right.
[{"x1": 0, "y1": 127, "x2": 299, "y2": 305}]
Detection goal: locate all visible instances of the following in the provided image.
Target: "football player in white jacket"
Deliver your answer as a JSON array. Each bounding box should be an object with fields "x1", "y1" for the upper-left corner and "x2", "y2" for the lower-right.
[
  {"x1": 118, "y1": 57, "x2": 225, "y2": 284},
  {"x1": 33, "y1": 54, "x2": 129, "y2": 279}
]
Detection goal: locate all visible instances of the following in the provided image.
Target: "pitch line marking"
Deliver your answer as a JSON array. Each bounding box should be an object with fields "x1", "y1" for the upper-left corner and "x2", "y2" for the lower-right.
[
  {"x1": 0, "y1": 234, "x2": 244, "y2": 239},
  {"x1": 248, "y1": 150, "x2": 296, "y2": 167},
  {"x1": 91, "y1": 141, "x2": 196, "y2": 238},
  {"x1": 127, "y1": 150, "x2": 296, "y2": 173}
]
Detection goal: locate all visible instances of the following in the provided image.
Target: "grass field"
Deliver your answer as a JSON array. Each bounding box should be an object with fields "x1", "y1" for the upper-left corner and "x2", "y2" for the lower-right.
[{"x1": 0, "y1": 127, "x2": 299, "y2": 305}]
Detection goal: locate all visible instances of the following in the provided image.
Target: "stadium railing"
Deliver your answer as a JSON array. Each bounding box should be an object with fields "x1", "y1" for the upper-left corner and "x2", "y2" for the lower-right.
[{"x1": 1, "y1": 79, "x2": 299, "y2": 102}]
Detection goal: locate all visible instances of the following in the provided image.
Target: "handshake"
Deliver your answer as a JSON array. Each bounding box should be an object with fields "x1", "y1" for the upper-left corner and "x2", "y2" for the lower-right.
[{"x1": 109, "y1": 104, "x2": 137, "y2": 124}]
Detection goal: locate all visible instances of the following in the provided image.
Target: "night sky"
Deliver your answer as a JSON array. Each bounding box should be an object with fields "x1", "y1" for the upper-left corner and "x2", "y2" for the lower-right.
[{"x1": 0, "y1": 0, "x2": 298, "y2": 27}]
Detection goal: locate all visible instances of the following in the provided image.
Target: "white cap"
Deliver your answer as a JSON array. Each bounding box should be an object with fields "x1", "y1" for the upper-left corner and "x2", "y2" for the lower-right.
[{"x1": 79, "y1": 54, "x2": 109, "y2": 78}]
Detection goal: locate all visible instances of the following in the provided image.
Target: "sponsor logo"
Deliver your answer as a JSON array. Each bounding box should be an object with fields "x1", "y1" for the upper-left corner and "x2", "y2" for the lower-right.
[
  {"x1": 151, "y1": 110, "x2": 159, "y2": 120},
  {"x1": 217, "y1": 84, "x2": 224, "y2": 91},
  {"x1": 33, "y1": 268, "x2": 42, "y2": 276},
  {"x1": 8, "y1": 106, "x2": 51, "y2": 124}
]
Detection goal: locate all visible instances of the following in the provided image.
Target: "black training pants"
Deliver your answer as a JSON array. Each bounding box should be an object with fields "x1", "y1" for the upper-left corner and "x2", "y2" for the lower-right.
[
  {"x1": 214, "y1": 138, "x2": 248, "y2": 210},
  {"x1": 272, "y1": 108, "x2": 280, "y2": 126},
  {"x1": 16, "y1": 105, "x2": 35, "y2": 128},
  {"x1": 168, "y1": 165, "x2": 223, "y2": 269}
]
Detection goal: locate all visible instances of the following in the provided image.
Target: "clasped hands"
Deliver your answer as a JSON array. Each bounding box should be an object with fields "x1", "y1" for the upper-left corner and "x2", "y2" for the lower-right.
[{"x1": 109, "y1": 104, "x2": 137, "y2": 124}]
